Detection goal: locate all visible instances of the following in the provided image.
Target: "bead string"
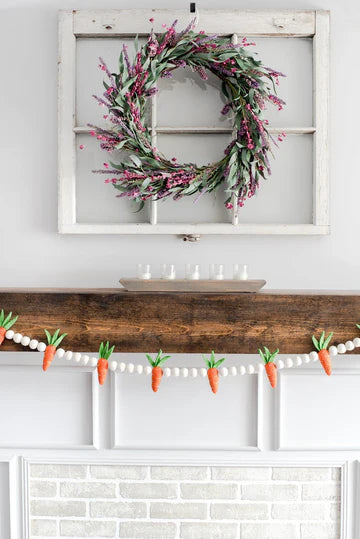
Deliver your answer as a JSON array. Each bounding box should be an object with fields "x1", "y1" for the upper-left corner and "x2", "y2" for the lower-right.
[{"x1": 4, "y1": 330, "x2": 360, "y2": 378}]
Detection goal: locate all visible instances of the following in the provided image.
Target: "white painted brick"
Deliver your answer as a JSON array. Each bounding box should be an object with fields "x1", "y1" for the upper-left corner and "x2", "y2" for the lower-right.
[
  {"x1": 181, "y1": 482, "x2": 238, "y2": 500},
  {"x1": 241, "y1": 522, "x2": 300, "y2": 539},
  {"x1": 31, "y1": 500, "x2": 86, "y2": 517},
  {"x1": 60, "y1": 519, "x2": 116, "y2": 537},
  {"x1": 90, "y1": 501, "x2": 146, "y2": 518},
  {"x1": 119, "y1": 521, "x2": 177, "y2": 538},
  {"x1": 90, "y1": 465, "x2": 147, "y2": 480},
  {"x1": 300, "y1": 522, "x2": 340, "y2": 539},
  {"x1": 212, "y1": 466, "x2": 271, "y2": 481},
  {"x1": 151, "y1": 466, "x2": 208, "y2": 480},
  {"x1": 30, "y1": 464, "x2": 87, "y2": 479},
  {"x1": 211, "y1": 502, "x2": 269, "y2": 520},
  {"x1": 302, "y1": 482, "x2": 340, "y2": 501},
  {"x1": 150, "y1": 501, "x2": 207, "y2": 519},
  {"x1": 272, "y1": 467, "x2": 331, "y2": 481},
  {"x1": 119, "y1": 482, "x2": 177, "y2": 499},
  {"x1": 30, "y1": 480, "x2": 57, "y2": 498},
  {"x1": 272, "y1": 502, "x2": 327, "y2": 520},
  {"x1": 242, "y1": 483, "x2": 299, "y2": 501},
  {"x1": 31, "y1": 519, "x2": 57, "y2": 537},
  {"x1": 60, "y1": 481, "x2": 115, "y2": 498},
  {"x1": 180, "y1": 522, "x2": 238, "y2": 539}
]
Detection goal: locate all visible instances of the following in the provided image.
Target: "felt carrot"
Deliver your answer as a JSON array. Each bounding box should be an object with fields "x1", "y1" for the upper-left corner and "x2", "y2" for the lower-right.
[
  {"x1": 43, "y1": 329, "x2": 68, "y2": 371},
  {"x1": 97, "y1": 341, "x2": 115, "y2": 385},
  {"x1": 259, "y1": 346, "x2": 279, "y2": 388},
  {"x1": 312, "y1": 331, "x2": 333, "y2": 376},
  {"x1": 146, "y1": 350, "x2": 171, "y2": 392},
  {"x1": 0, "y1": 310, "x2": 18, "y2": 345},
  {"x1": 203, "y1": 351, "x2": 226, "y2": 394}
]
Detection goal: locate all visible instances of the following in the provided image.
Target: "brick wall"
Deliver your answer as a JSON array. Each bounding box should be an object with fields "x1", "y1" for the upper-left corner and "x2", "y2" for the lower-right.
[{"x1": 29, "y1": 464, "x2": 341, "y2": 539}]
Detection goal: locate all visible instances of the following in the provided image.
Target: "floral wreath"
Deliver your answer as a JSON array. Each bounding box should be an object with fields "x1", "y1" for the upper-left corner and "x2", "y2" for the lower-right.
[{"x1": 89, "y1": 18, "x2": 285, "y2": 211}]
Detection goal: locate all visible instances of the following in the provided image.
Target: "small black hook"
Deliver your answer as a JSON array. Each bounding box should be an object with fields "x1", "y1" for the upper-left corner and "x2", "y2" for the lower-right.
[{"x1": 190, "y1": 2, "x2": 196, "y2": 13}]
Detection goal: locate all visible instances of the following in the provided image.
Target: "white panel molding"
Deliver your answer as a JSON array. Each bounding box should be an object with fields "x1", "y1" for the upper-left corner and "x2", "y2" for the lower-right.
[
  {"x1": 276, "y1": 369, "x2": 360, "y2": 452},
  {"x1": 110, "y1": 371, "x2": 263, "y2": 451}
]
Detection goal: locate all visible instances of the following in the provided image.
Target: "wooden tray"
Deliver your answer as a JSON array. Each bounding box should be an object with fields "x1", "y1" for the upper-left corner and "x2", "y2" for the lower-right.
[{"x1": 119, "y1": 278, "x2": 266, "y2": 293}]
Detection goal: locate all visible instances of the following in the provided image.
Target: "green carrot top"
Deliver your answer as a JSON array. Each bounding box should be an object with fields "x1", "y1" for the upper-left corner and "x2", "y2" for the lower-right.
[
  {"x1": 44, "y1": 329, "x2": 67, "y2": 348},
  {"x1": 203, "y1": 350, "x2": 226, "y2": 369},
  {"x1": 99, "y1": 341, "x2": 115, "y2": 360},
  {"x1": 258, "y1": 346, "x2": 279, "y2": 364},
  {"x1": 146, "y1": 350, "x2": 171, "y2": 367},
  {"x1": 0, "y1": 310, "x2": 18, "y2": 330},
  {"x1": 312, "y1": 331, "x2": 333, "y2": 352}
]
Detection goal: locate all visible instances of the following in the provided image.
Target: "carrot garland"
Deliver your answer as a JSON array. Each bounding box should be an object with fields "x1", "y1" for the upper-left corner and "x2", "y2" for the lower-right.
[
  {"x1": 97, "y1": 341, "x2": 115, "y2": 385},
  {"x1": 259, "y1": 346, "x2": 279, "y2": 388},
  {"x1": 146, "y1": 350, "x2": 171, "y2": 392},
  {"x1": 43, "y1": 329, "x2": 68, "y2": 371},
  {"x1": 0, "y1": 310, "x2": 18, "y2": 345},
  {"x1": 312, "y1": 331, "x2": 333, "y2": 376},
  {"x1": 203, "y1": 351, "x2": 226, "y2": 394}
]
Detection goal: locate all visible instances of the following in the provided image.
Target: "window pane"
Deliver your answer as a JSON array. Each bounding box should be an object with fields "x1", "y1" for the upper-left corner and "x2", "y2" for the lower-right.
[
  {"x1": 156, "y1": 133, "x2": 232, "y2": 223},
  {"x1": 76, "y1": 134, "x2": 150, "y2": 224}
]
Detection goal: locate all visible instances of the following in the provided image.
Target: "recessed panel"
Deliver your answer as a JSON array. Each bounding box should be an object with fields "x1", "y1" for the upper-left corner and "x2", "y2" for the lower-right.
[
  {"x1": 278, "y1": 370, "x2": 360, "y2": 449},
  {"x1": 0, "y1": 365, "x2": 94, "y2": 448},
  {"x1": 0, "y1": 463, "x2": 10, "y2": 539},
  {"x1": 112, "y1": 355, "x2": 259, "y2": 450}
]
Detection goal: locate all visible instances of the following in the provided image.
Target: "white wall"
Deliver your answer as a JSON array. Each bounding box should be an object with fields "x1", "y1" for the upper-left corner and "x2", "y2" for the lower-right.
[{"x1": 0, "y1": 0, "x2": 358, "y2": 289}]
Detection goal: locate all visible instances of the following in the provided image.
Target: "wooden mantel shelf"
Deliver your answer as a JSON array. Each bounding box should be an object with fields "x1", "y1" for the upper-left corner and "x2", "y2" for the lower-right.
[{"x1": 0, "y1": 288, "x2": 359, "y2": 354}]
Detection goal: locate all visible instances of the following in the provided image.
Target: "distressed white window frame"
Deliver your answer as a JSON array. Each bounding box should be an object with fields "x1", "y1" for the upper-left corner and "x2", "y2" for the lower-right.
[{"x1": 58, "y1": 9, "x2": 330, "y2": 235}]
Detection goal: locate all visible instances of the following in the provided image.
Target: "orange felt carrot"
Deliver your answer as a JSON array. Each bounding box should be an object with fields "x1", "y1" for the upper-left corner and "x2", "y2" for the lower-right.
[
  {"x1": 146, "y1": 350, "x2": 171, "y2": 392},
  {"x1": 97, "y1": 341, "x2": 115, "y2": 385},
  {"x1": 259, "y1": 347, "x2": 279, "y2": 388},
  {"x1": 312, "y1": 331, "x2": 333, "y2": 376},
  {"x1": 203, "y1": 351, "x2": 226, "y2": 394},
  {"x1": 0, "y1": 310, "x2": 18, "y2": 345},
  {"x1": 43, "y1": 329, "x2": 67, "y2": 371}
]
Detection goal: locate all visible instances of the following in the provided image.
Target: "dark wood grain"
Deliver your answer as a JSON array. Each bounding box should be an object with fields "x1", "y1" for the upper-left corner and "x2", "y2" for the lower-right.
[{"x1": 0, "y1": 289, "x2": 359, "y2": 354}]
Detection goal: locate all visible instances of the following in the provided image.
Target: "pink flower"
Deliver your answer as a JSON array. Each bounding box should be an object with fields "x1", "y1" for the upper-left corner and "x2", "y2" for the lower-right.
[
  {"x1": 79, "y1": 144, "x2": 84, "y2": 150},
  {"x1": 103, "y1": 162, "x2": 109, "y2": 168},
  {"x1": 247, "y1": 143, "x2": 254, "y2": 150},
  {"x1": 105, "y1": 87, "x2": 114, "y2": 95},
  {"x1": 225, "y1": 202, "x2": 233, "y2": 210},
  {"x1": 162, "y1": 23, "x2": 167, "y2": 28},
  {"x1": 103, "y1": 115, "x2": 108, "y2": 120},
  {"x1": 149, "y1": 17, "x2": 154, "y2": 23},
  {"x1": 90, "y1": 130, "x2": 96, "y2": 137}
]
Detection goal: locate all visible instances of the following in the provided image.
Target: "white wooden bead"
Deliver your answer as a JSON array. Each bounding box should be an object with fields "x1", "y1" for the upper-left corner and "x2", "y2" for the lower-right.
[
  {"x1": 276, "y1": 359, "x2": 285, "y2": 369},
  {"x1": 172, "y1": 367, "x2": 180, "y2": 377},
  {"x1": 13, "y1": 333, "x2": 22, "y2": 344},
  {"x1": 199, "y1": 368, "x2": 207, "y2": 377},
  {"x1": 56, "y1": 347, "x2": 65, "y2": 358},
  {"x1": 247, "y1": 364, "x2": 255, "y2": 374},
  {"x1": 5, "y1": 330, "x2": 14, "y2": 340},
  {"x1": 145, "y1": 365, "x2": 152, "y2": 375},
  {"x1": 29, "y1": 339, "x2": 39, "y2": 350},
  {"x1": 64, "y1": 351, "x2": 73, "y2": 361},
  {"x1": 37, "y1": 342, "x2": 46, "y2": 352},
  {"x1": 257, "y1": 363, "x2": 264, "y2": 373},
  {"x1": 109, "y1": 360, "x2": 118, "y2": 371},
  {"x1": 181, "y1": 367, "x2": 189, "y2": 378},
  {"x1": 345, "y1": 340, "x2": 355, "y2": 351},
  {"x1": 285, "y1": 357, "x2": 293, "y2": 368},
  {"x1": 220, "y1": 367, "x2": 228, "y2": 377},
  {"x1": 329, "y1": 345, "x2": 337, "y2": 356},
  {"x1": 302, "y1": 354, "x2": 310, "y2": 363},
  {"x1": 337, "y1": 343, "x2": 346, "y2": 354},
  {"x1": 90, "y1": 357, "x2": 98, "y2": 367},
  {"x1": 119, "y1": 362, "x2": 126, "y2": 372},
  {"x1": 127, "y1": 363, "x2": 134, "y2": 373},
  {"x1": 190, "y1": 367, "x2": 198, "y2": 378},
  {"x1": 163, "y1": 367, "x2": 171, "y2": 377},
  {"x1": 82, "y1": 355, "x2": 89, "y2": 365},
  {"x1": 230, "y1": 366, "x2": 237, "y2": 376},
  {"x1": 239, "y1": 366, "x2": 246, "y2": 375},
  {"x1": 353, "y1": 337, "x2": 360, "y2": 348},
  {"x1": 309, "y1": 351, "x2": 318, "y2": 361},
  {"x1": 295, "y1": 356, "x2": 302, "y2": 366},
  {"x1": 21, "y1": 336, "x2": 30, "y2": 347},
  {"x1": 73, "y1": 352, "x2": 82, "y2": 362},
  {"x1": 136, "y1": 364, "x2": 143, "y2": 375}
]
